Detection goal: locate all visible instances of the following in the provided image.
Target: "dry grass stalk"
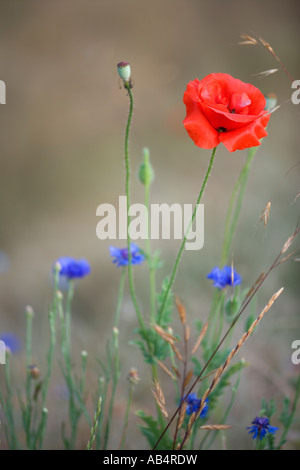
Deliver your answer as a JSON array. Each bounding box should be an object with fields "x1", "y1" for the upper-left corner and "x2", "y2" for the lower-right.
[
  {"x1": 281, "y1": 234, "x2": 298, "y2": 255},
  {"x1": 276, "y1": 250, "x2": 297, "y2": 266},
  {"x1": 172, "y1": 365, "x2": 181, "y2": 378},
  {"x1": 177, "y1": 401, "x2": 188, "y2": 430},
  {"x1": 199, "y1": 424, "x2": 232, "y2": 431},
  {"x1": 186, "y1": 412, "x2": 196, "y2": 436},
  {"x1": 157, "y1": 359, "x2": 176, "y2": 380},
  {"x1": 183, "y1": 369, "x2": 194, "y2": 389},
  {"x1": 190, "y1": 322, "x2": 208, "y2": 355},
  {"x1": 171, "y1": 343, "x2": 183, "y2": 361},
  {"x1": 255, "y1": 68, "x2": 279, "y2": 77},
  {"x1": 185, "y1": 324, "x2": 190, "y2": 342},
  {"x1": 175, "y1": 296, "x2": 186, "y2": 324},
  {"x1": 292, "y1": 191, "x2": 300, "y2": 205},
  {"x1": 181, "y1": 288, "x2": 284, "y2": 447},
  {"x1": 239, "y1": 33, "x2": 294, "y2": 82},
  {"x1": 238, "y1": 34, "x2": 258, "y2": 45},
  {"x1": 244, "y1": 272, "x2": 265, "y2": 303},
  {"x1": 259, "y1": 201, "x2": 271, "y2": 228},
  {"x1": 152, "y1": 379, "x2": 168, "y2": 418},
  {"x1": 154, "y1": 324, "x2": 178, "y2": 345}
]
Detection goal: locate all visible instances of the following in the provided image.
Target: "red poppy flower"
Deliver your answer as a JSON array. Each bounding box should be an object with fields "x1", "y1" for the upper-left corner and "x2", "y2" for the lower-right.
[{"x1": 183, "y1": 73, "x2": 270, "y2": 152}]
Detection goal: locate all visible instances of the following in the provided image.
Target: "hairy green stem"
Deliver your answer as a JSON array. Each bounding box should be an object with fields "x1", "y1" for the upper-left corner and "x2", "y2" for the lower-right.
[{"x1": 123, "y1": 82, "x2": 149, "y2": 342}]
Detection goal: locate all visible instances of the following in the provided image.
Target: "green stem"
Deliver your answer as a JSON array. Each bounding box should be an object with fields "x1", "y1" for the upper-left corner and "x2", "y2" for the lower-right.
[
  {"x1": 144, "y1": 172, "x2": 156, "y2": 325},
  {"x1": 279, "y1": 372, "x2": 300, "y2": 447},
  {"x1": 41, "y1": 267, "x2": 60, "y2": 411},
  {"x1": 103, "y1": 328, "x2": 120, "y2": 450},
  {"x1": 65, "y1": 279, "x2": 75, "y2": 354},
  {"x1": 123, "y1": 83, "x2": 148, "y2": 336},
  {"x1": 95, "y1": 377, "x2": 106, "y2": 450},
  {"x1": 25, "y1": 306, "x2": 34, "y2": 448},
  {"x1": 114, "y1": 268, "x2": 126, "y2": 328},
  {"x1": 119, "y1": 382, "x2": 133, "y2": 450},
  {"x1": 2, "y1": 352, "x2": 19, "y2": 449},
  {"x1": 158, "y1": 146, "x2": 217, "y2": 325},
  {"x1": 211, "y1": 291, "x2": 226, "y2": 348},
  {"x1": 123, "y1": 82, "x2": 153, "y2": 360}
]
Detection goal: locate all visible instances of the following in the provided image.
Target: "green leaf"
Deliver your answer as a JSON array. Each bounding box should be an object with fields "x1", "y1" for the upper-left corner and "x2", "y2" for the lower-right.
[
  {"x1": 156, "y1": 276, "x2": 174, "y2": 327},
  {"x1": 135, "y1": 410, "x2": 173, "y2": 450}
]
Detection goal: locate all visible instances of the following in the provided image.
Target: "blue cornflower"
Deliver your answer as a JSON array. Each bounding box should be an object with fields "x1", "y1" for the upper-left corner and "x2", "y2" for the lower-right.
[
  {"x1": 0, "y1": 332, "x2": 21, "y2": 353},
  {"x1": 109, "y1": 243, "x2": 145, "y2": 267},
  {"x1": 182, "y1": 393, "x2": 209, "y2": 418},
  {"x1": 247, "y1": 416, "x2": 278, "y2": 440},
  {"x1": 55, "y1": 257, "x2": 91, "y2": 279},
  {"x1": 207, "y1": 266, "x2": 242, "y2": 289}
]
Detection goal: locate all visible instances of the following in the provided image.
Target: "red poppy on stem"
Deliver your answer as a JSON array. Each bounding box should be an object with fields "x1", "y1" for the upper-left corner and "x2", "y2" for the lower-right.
[{"x1": 183, "y1": 73, "x2": 270, "y2": 152}]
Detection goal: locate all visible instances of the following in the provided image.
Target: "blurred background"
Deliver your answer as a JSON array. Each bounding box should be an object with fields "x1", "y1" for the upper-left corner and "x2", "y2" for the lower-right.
[{"x1": 0, "y1": 0, "x2": 299, "y2": 449}]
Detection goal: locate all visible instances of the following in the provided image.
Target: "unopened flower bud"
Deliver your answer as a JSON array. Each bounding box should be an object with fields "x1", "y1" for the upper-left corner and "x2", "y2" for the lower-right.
[
  {"x1": 117, "y1": 61, "x2": 131, "y2": 83},
  {"x1": 138, "y1": 148, "x2": 154, "y2": 186},
  {"x1": 25, "y1": 305, "x2": 34, "y2": 318},
  {"x1": 128, "y1": 367, "x2": 140, "y2": 385},
  {"x1": 28, "y1": 364, "x2": 40, "y2": 379}
]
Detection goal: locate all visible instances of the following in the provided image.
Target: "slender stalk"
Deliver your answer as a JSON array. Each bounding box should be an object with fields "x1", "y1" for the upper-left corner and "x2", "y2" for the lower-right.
[
  {"x1": 25, "y1": 306, "x2": 34, "y2": 448},
  {"x1": 123, "y1": 82, "x2": 149, "y2": 342},
  {"x1": 158, "y1": 146, "x2": 217, "y2": 325},
  {"x1": 87, "y1": 396, "x2": 102, "y2": 450},
  {"x1": 95, "y1": 377, "x2": 106, "y2": 450},
  {"x1": 103, "y1": 327, "x2": 120, "y2": 450},
  {"x1": 144, "y1": 166, "x2": 156, "y2": 325},
  {"x1": 114, "y1": 268, "x2": 126, "y2": 328},
  {"x1": 279, "y1": 373, "x2": 300, "y2": 447},
  {"x1": 119, "y1": 382, "x2": 134, "y2": 450},
  {"x1": 65, "y1": 279, "x2": 75, "y2": 353},
  {"x1": 2, "y1": 352, "x2": 19, "y2": 449},
  {"x1": 41, "y1": 267, "x2": 60, "y2": 410}
]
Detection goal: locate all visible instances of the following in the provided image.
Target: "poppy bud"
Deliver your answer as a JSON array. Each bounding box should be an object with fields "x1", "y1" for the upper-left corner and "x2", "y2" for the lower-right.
[
  {"x1": 138, "y1": 148, "x2": 154, "y2": 186},
  {"x1": 117, "y1": 61, "x2": 131, "y2": 83}
]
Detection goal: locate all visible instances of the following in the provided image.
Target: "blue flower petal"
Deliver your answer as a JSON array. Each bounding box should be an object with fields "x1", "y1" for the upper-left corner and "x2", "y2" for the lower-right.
[
  {"x1": 109, "y1": 243, "x2": 145, "y2": 267},
  {"x1": 54, "y1": 257, "x2": 91, "y2": 280},
  {"x1": 207, "y1": 265, "x2": 242, "y2": 289}
]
